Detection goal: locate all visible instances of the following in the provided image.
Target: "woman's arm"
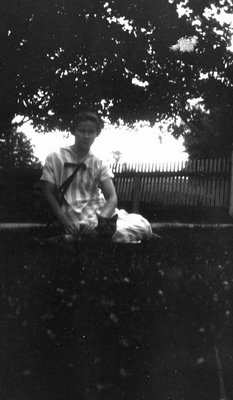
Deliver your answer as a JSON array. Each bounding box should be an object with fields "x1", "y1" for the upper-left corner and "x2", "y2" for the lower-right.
[
  {"x1": 100, "y1": 178, "x2": 118, "y2": 218},
  {"x1": 41, "y1": 181, "x2": 79, "y2": 235}
]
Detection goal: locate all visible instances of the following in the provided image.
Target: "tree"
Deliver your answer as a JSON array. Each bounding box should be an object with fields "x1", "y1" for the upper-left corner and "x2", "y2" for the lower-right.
[
  {"x1": 0, "y1": 130, "x2": 41, "y2": 168},
  {"x1": 0, "y1": 0, "x2": 233, "y2": 139},
  {"x1": 177, "y1": 107, "x2": 233, "y2": 159},
  {"x1": 170, "y1": 79, "x2": 233, "y2": 159},
  {"x1": 111, "y1": 150, "x2": 122, "y2": 164}
]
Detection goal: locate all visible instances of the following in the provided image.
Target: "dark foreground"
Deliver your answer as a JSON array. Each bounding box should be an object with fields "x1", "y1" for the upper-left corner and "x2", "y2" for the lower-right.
[{"x1": 0, "y1": 228, "x2": 233, "y2": 400}]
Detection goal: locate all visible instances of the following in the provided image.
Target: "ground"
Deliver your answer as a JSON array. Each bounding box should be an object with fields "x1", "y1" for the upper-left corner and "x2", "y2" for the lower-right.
[{"x1": 0, "y1": 227, "x2": 233, "y2": 400}]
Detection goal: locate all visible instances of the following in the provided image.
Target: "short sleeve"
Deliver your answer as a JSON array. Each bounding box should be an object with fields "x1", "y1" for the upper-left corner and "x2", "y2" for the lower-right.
[
  {"x1": 40, "y1": 153, "x2": 56, "y2": 185},
  {"x1": 99, "y1": 161, "x2": 114, "y2": 182}
]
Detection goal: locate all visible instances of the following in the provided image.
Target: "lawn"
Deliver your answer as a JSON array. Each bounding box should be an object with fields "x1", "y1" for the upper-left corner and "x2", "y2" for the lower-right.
[{"x1": 0, "y1": 228, "x2": 233, "y2": 400}]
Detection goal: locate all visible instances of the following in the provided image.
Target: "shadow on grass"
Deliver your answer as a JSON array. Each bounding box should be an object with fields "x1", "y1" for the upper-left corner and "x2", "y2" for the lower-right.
[{"x1": 0, "y1": 228, "x2": 233, "y2": 399}]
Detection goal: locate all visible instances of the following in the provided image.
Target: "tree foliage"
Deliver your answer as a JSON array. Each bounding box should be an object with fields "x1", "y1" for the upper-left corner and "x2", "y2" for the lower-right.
[
  {"x1": 171, "y1": 78, "x2": 233, "y2": 159},
  {"x1": 176, "y1": 106, "x2": 233, "y2": 159},
  {"x1": 0, "y1": 0, "x2": 233, "y2": 138},
  {"x1": 0, "y1": 130, "x2": 41, "y2": 168},
  {"x1": 111, "y1": 150, "x2": 122, "y2": 164}
]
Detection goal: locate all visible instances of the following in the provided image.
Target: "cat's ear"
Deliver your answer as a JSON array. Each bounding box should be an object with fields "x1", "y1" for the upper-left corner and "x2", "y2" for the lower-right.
[{"x1": 112, "y1": 214, "x2": 118, "y2": 222}]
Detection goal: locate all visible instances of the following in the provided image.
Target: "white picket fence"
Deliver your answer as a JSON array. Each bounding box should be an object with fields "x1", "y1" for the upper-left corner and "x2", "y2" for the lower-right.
[{"x1": 110, "y1": 156, "x2": 232, "y2": 213}]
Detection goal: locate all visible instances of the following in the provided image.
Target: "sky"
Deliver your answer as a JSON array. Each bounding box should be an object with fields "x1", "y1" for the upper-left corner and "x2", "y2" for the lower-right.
[{"x1": 22, "y1": 120, "x2": 189, "y2": 165}]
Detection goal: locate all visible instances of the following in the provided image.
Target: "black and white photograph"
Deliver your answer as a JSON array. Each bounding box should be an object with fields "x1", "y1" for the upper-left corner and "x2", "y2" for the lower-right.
[{"x1": 1, "y1": 0, "x2": 233, "y2": 399}]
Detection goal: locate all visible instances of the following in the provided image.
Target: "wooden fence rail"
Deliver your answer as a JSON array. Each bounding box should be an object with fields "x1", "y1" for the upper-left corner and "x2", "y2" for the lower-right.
[{"x1": 110, "y1": 157, "x2": 231, "y2": 212}]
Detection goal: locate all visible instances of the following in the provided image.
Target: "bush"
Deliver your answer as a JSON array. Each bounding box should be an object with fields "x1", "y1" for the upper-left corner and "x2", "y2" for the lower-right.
[{"x1": 0, "y1": 167, "x2": 43, "y2": 221}]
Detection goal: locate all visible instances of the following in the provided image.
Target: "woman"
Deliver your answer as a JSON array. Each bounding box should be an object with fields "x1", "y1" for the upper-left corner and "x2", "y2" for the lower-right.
[{"x1": 41, "y1": 111, "x2": 152, "y2": 243}]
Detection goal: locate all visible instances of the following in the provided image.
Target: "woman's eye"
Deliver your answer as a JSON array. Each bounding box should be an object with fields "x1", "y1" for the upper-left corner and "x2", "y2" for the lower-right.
[{"x1": 79, "y1": 130, "x2": 95, "y2": 135}]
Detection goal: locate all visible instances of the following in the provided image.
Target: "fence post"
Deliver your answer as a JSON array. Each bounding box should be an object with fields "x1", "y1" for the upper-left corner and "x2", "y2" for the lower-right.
[
  {"x1": 229, "y1": 151, "x2": 233, "y2": 217},
  {"x1": 132, "y1": 174, "x2": 141, "y2": 213}
]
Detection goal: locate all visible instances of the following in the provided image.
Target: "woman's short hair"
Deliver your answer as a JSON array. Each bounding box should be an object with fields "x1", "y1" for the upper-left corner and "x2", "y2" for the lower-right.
[{"x1": 71, "y1": 112, "x2": 103, "y2": 135}]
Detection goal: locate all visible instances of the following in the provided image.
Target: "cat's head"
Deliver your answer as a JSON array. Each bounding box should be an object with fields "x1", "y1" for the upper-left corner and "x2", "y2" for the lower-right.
[{"x1": 96, "y1": 214, "x2": 118, "y2": 239}]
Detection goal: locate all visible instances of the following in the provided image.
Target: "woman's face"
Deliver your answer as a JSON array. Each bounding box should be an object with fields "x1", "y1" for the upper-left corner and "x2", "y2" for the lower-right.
[{"x1": 73, "y1": 120, "x2": 98, "y2": 151}]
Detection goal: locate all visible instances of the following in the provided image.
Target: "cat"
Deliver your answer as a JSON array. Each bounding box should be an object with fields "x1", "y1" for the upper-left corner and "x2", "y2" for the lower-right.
[
  {"x1": 78, "y1": 213, "x2": 118, "y2": 241},
  {"x1": 95, "y1": 213, "x2": 118, "y2": 240}
]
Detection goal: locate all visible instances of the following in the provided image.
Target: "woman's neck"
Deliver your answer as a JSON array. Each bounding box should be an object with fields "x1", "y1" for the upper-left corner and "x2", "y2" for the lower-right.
[{"x1": 70, "y1": 144, "x2": 90, "y2": 159}]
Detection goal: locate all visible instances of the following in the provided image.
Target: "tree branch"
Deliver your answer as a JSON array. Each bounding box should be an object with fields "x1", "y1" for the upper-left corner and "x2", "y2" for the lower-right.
[{"x1": 13, "y1": 117, "x2": 30, "y2": 128}]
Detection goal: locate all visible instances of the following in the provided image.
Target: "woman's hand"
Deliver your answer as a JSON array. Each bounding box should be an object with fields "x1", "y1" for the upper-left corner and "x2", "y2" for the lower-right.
[
  {"x1": 81, "y1": 221, "x2": 97, "y2": 237},
  {"x1": 60, "y1": 216, "x2": 80, "y2": 236}
]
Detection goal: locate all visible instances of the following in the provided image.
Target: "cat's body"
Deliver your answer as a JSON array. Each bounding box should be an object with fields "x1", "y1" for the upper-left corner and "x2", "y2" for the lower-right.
[{"x1": 79, "y1": 214, "x2": 118, "y2": 241}]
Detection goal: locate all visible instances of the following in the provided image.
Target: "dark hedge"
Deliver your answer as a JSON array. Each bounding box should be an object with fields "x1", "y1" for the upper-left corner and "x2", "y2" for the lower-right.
[
  {"x1": 0, "y1": 228, "x2": 233, "y2": 400},
  {"x1": 0, "y1": 168, "x2": 43, "y2": 222}
]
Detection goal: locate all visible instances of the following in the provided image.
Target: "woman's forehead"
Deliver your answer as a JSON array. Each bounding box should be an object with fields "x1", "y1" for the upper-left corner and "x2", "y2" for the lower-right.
[{"x1": 76, "y1": 120, "x2": 97, "y2": 129}]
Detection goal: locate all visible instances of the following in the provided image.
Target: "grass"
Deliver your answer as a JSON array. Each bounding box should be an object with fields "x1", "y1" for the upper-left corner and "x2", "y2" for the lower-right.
[{"x1": 0, "y1": 227, "x2": 233, "y2": 400}]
